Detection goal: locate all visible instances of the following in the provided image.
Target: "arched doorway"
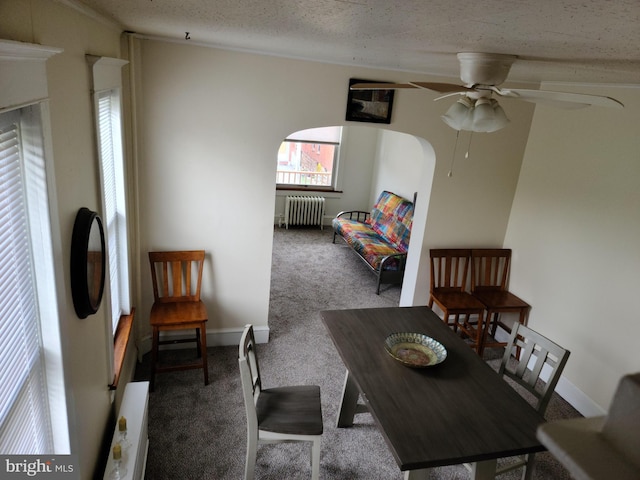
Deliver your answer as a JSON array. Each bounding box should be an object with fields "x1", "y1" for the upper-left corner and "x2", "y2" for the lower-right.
[{"x1": 272, "y1": 125, "x2": 436, "y2": 304}]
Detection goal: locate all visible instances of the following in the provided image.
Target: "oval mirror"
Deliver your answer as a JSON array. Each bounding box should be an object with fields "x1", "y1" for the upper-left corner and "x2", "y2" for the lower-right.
[{"x1": 70, "y1": 207, "x2": 106, "y2": 318}]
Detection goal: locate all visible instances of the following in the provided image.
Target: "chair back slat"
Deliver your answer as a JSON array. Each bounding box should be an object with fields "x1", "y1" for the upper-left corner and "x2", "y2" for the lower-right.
[
  {"x1": 430, "y1": 249, "x2": 471, "y2": 292},
  {"x1": 149, "y1": 250, "x2": 205, "y2": 303},
  {"x1": 161, "y1": 262, "x2": 169, "y2": 298},
  {"x1": 239, "y1": 325, "x2": 262, "y2": 440},
  {"x1": 499, "y1": 322, "x2": 570, "y2": 415},
  {"x1": 239, "y1": 324, "x2": 262, "y2": 400},
  {"x1": 513, "y1": 337, "x2": 536, "y2": 379},
  {"x1": 471, "y1": 248, "x2": 511, "y2": 291},
  {"x1": 528, "y1": 345, "x2": 550, "y2": 388}
]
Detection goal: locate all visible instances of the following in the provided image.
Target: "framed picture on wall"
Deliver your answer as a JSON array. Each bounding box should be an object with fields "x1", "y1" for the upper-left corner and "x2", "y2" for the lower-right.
[{"x1": 345, "y1": 78, "x2": 395, "y2": 124}]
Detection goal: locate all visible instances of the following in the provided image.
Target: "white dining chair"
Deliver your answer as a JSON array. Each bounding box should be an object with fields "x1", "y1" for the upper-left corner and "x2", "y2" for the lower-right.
[
  {"x1": 238, "y1": 324, "x2": 323, "y2": 480},
  {"x1": 463, "y1": 322, "x2": 570, "y2": 479},
  {"x1": 495, "y1": 322, "x2": 570, "y2": 479}
]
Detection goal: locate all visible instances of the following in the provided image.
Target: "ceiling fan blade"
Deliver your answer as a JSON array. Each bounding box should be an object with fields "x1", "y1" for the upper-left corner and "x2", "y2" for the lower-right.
[
  {"x1": 496, "y1": 88, "x2": 624, "y2": 109},
  {"x1": 409, "y1": 82, "x2": 476, "y2": 94},
  {"x1": 350, "y1": 82, "x2": 418, "y2": 90},
  {"x1": 433, "y1": 92, "x2": 468, "y2": 102}
]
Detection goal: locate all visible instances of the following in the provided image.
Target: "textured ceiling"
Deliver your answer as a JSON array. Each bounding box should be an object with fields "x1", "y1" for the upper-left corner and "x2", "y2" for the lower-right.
[{"x1": 74, "y1": 0, "x2": 640, "y2": 84}]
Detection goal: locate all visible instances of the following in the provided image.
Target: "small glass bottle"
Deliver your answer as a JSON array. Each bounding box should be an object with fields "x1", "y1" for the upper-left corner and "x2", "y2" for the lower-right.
[
  {"x1": 117, "y1": 416, "x2": 132, "y2": 450},
  {"x1": 108, "y1": 443, "x2": 128, "y2": 480}
]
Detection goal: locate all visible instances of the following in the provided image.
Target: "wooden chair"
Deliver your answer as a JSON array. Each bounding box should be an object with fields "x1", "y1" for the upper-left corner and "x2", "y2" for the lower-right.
[
  {"x1": 470, "y1": 249, "x2": 531, "y2": 356},
  {"x1": 493, "y1": 322, "x2": 570, "y2": 479},
  {"x1": 238, "y1": 324, "x2": 323, "y2": 480},
  {"x1": 428, "y1": 249, "x2": 487, "y2": 354},
  {"x1": 148, "y1": 250, "x2": 208, "y2": 391}
]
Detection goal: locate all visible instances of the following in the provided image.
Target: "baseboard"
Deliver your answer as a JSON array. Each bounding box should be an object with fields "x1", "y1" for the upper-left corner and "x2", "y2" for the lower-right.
[
  {"x1": 137, "y1": 325, "x2": 271, "y2": 359},
  {"x1": 554, "y1": 376, "x2": 606, "y2": 417},
  {"x1": 273, "y1": 215, "x2": 330, "y2": 228}
]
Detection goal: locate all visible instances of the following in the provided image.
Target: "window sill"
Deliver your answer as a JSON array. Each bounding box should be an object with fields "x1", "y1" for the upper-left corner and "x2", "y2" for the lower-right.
[
  {"x1": 275, "y1": 188, "x2": 343, "y2": 201},
  {"x1": 109, "y1": 308, "x2": 135, "y2": 390},
  {"x1": 276, "y1": 185, "x2": 342, "y2": 194}
]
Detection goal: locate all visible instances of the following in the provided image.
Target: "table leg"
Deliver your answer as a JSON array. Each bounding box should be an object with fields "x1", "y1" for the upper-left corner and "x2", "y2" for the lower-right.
[
  {"x1": 404, "y1": 459, "x2": 497, "y2": 480},
  {"x1": 470, "y1": 459, "x2": 497, "y2": 479},
  {"x1": 337, "y1": 370, "x2": 360, "y2": 427},
  {"x1": 404, "y1": 469, "x2": 430, "y2": 479}
]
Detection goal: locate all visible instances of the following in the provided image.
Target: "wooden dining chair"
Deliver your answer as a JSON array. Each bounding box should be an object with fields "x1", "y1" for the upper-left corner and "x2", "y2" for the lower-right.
[
  {"x1": 428, "y1": 249, "x2": 487, "y2": 354},
  {"x1": 470, "y1": 249, "x2": 531, "y2": 356},
  {"x1": 238, "y1": 324, "x2": 323, "y2": 480},
  {"x1": 494, "y1": 322, "x2": 570, "y2": 479},
  {"x1": 148, "y1": 250, "x2": 208, "y2": 391}
]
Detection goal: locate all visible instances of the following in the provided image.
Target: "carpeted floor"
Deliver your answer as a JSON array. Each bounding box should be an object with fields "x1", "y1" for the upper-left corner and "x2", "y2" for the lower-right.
[{"x1": 135, "y1": 227, "x2": 580, "y2": 479}]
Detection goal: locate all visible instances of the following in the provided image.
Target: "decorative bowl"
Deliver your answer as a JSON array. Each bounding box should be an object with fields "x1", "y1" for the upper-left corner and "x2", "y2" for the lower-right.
[{"x1": 384, "y1": 332, "x2": 447, "y2": 368}]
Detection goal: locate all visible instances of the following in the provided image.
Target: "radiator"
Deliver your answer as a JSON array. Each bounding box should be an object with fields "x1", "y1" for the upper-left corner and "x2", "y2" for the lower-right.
[
  {"x1": 284, "y1": 195, "x2": 325, "y2": 229},
  {"x1": 104, "y1": 381, "x2": 149, "y2": 480}
]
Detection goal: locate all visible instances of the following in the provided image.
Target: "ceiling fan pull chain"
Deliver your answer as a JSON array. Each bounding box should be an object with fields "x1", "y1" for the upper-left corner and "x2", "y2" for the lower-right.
[
  {"x1": 465, "y1": 131, "x2": 473, "y2": 159},
  {"x1": 448, "y1": 130, "x2": 461, "y2": 177}
]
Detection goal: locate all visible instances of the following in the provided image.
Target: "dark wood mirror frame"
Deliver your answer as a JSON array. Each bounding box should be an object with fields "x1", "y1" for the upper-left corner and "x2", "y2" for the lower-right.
[{"x1": 71, "y1": 207, "x2": 106, "y2": 319}]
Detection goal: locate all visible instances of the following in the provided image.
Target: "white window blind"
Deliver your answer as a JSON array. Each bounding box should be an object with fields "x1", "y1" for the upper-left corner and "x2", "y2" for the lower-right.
[
  {"x1": 97, "y1": 89, "x2": 130, "y2": 330},
  {"x1": 0, "y1": 110, "x2": 54, "y2": 453}
]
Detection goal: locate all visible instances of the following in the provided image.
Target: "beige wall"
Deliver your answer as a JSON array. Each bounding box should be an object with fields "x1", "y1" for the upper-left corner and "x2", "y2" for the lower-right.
[
  {"x1": 0, "y1": 1, "x2": 132, "y2": 478},
  {"x1": 134, "y1": 37, "x2": 536, "y2": 347},
  {"x1": 135, "y1": 34, "x2": 640, "y2": 413},
  {"x1": 9, "y1": 0, "x2": 634, "y2": 474},
  {"x1": 505, "y1": 83, "x2": 640, "y2": 413},
  {"x1": 371, "y1": 129, "x2": 424, "y2": 205}
]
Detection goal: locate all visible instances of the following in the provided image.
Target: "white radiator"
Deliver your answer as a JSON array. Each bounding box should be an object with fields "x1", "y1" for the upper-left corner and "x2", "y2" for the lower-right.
[
  {"x1": 104, "y1": 381, "x2": 149, "y2": 480},
  {"x1": 284, "y1": 195, "x2": 325, "y2": 229}
]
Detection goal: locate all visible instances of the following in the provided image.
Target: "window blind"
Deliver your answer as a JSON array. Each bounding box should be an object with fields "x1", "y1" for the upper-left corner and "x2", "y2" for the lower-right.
[
  {"x1": 97, "y1": 90, "x2": 130, "y2": 330},
  {"x1": 0, "y1": 113, "x2": 53, "y2": 453}
]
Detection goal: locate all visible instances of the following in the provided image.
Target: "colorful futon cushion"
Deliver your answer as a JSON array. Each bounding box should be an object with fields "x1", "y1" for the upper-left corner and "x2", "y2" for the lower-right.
[
  {"x1": 366, "y1": 190, "x2": 413, "y2": 252},
  {"x1": 332, "y1": 191, "x2": 414, "y2": 271}
]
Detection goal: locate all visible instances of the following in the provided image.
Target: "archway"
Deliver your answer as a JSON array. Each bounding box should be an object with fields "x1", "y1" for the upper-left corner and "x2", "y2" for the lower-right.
[{"x1": 272, "y1": 125, "x2": 436, "y2": 304}]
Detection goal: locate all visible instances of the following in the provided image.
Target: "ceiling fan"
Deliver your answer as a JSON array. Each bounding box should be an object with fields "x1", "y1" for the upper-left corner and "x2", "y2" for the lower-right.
[{"x1": 351, "y1": 53, "x2": 624, "y2": 132}]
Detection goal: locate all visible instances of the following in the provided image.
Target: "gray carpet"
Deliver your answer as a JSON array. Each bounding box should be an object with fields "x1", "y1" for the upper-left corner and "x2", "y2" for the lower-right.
[{"x1": 135, "y1": 227, "x2": 580, "y2": 479}]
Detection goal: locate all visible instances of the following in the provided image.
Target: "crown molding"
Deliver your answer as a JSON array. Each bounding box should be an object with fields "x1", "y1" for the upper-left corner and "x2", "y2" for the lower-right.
[{"x1": 0, "y1": 39, "x2": 63, "y2": 61}]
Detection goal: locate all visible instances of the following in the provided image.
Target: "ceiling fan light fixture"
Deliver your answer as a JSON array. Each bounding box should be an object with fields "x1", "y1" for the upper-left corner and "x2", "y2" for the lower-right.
[
  {"x1": 488, "y1": 101, "x2": 510, "y2": 132},
  {"x1": 441, "y1": 96, "x2": 473, "y2": 130},
  {"x1": 471, "y1": 98, "x2": 495, "y2": 132},
  {"x1": 441, "y1": 97, "x2": 510, "y2": 133}
]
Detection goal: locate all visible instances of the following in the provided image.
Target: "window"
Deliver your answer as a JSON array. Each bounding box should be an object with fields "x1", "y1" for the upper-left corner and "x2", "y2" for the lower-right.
[
  {"x1": 276, "y1": 126, "x2": 342, "y2": 189},
  {"x1": 0, "y1": 38, "x2": 68, "y2": 456},
  {"x1": 96, "y1": 88, "x2": 130, "y2": 331},
  {"x1": 88, "y1": 55, "x2": 131, "y2": 389},
  {"x1": 0, "y1": 106, "x2": 56, "y2": 453}
]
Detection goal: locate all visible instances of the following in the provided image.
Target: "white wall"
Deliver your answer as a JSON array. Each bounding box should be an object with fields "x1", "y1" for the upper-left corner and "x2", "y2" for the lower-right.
[
  {"x1": 371, "y1": 129, "x2": 424, "y2": 205},
  {"x1": 134, "y1": 37, "x2": 535, "y2": 344},
  {"x1": 337, "y1": 126, "x2": 380, "y2": 210},
  {"x1": 504, "y1": 83, "x2": 640, "y2": 413}
]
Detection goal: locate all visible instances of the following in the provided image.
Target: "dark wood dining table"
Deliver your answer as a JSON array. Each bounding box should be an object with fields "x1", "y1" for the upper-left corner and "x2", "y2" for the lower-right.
[{"x1": 320, "y1": 306, "x2": 546, "y2": 480}]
